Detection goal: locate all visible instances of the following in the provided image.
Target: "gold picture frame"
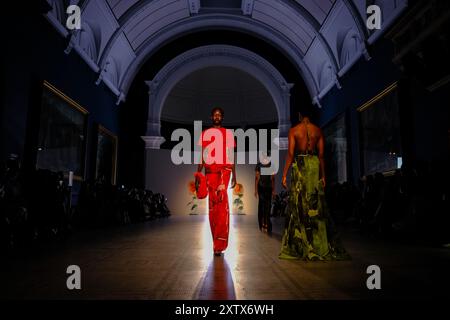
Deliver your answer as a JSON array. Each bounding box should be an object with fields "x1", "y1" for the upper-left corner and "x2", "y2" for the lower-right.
[
  {"x1": 357, "y1": 82, "x2": 398, "y2": 112},
  {"x1": 36, "y1": 80, "x2": 89, "y2": 181},
  {"x1": 357, "y1": 82, "x2": 402, "y2": 176}
]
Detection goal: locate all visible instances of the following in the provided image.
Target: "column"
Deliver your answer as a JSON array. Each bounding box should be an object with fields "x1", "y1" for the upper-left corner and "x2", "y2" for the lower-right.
[
  {"x1": 143, "y1": 80, "x2": 166, "y2": 149},
  {"x1": 278, "y1": 83, "x2": 294, "y2": 150}
]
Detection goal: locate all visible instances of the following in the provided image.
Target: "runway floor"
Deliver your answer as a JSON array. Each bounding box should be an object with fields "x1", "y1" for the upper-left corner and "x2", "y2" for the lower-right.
[{"x1": 2, "y1": 214, "x2": 450, "y2": 299}]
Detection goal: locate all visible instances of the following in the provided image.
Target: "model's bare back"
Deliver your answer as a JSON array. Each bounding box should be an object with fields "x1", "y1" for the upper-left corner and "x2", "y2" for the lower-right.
[
  {"x1": 291, "y1": 122, "x2": 322, "y2": 154},
  {"x1": 282, "y1": 119, "x2": 326, "y2": 189}
]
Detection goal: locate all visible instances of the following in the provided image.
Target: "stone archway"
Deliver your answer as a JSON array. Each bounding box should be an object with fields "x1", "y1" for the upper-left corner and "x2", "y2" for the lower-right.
[{"x1": 141, "y1": 45, "x2": 293, "y2": 150}]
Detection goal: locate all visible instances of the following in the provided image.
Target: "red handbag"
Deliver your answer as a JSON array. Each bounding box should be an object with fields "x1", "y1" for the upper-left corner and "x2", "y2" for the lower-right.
[{"x1": 194, "y1": 172, "x2": 208, "y2": 199}]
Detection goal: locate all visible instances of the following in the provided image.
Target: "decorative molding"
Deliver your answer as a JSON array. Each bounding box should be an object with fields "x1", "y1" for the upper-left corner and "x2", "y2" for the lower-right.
[
  {"x1": 45, "y1": 14, "x2": 69, "y2": 38},
  {"x1": 116, "y1": 92, "x2": 126, "y2": 106},
  {"x1": 312, "y1": 96, "x2": 322, "y2": 109},
  {"x1": 44, "y1": 0, "x2": 407, "y2": 109},
  {"x1": 44, "y1": 0, "x2": 69, "y2": 38},
  {"x1": 341, "y1": 0, "x2": 369, "y2": 39},
  {"x1": 276, "y1": 137, "x2": 288, "y2": 151},
  {"x1": 320, "y1": 0, "x2": 362, "y2": 79},
  {"x1": 120, "y1": 13, "x2": 319, "y2": 103},
  {"x1": 67, "y1": 26, "x2": 101, "y2": 73},
  {"x1": 187, "y1": 0, "x2": 201, "y2": 14},
  {"x1": 141, "y1": 136, "x2": 166, "y2": 149},
  {"x1": 241, "y1": 0, "x2": 254, "y2": 16}
]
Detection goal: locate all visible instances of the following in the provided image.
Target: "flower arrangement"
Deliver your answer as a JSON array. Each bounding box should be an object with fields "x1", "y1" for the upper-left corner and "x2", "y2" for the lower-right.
[
  {"x1": 187, "y1": 180, "x2": 198, "y2": 215},
  {"x1": 233, "y1": 183, "x2": 244, "y2": 214}
]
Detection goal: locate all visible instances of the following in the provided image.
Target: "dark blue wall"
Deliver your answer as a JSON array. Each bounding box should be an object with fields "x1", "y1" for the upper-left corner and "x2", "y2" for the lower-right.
[
  {"x1": 318, "y1": 37, "x2": 449, "y2": 183},
  {"x1": 1, "y1": 3, "x2": 119, "y2": 181},
  {"x1": 318, "y1": 39, "x2": 401, "y2": 183},
  {"x1": 318, "y1": 40, "x2": 400, "y2": 128}
]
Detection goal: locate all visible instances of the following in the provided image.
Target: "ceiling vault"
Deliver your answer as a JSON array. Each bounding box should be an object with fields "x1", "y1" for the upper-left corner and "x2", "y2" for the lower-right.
[{"x1": 44, "y1": 0, "x2": 408, "y2": 106}]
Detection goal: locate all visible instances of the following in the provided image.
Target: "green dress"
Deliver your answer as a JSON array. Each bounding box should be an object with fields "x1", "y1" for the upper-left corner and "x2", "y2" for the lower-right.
[{"x1": 279, "y1": 153, "x2": 350, "y2": 261}]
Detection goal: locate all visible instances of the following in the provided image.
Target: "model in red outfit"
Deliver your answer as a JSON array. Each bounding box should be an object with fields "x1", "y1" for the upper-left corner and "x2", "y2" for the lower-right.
[{"x1": 196, "y1": 107, "x2": 237, "y2": 256}]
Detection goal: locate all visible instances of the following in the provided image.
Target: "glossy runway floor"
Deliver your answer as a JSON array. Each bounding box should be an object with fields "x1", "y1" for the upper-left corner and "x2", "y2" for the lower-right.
[{"x1": 2, "y1": 215, "x2": 450, "y2": 299}]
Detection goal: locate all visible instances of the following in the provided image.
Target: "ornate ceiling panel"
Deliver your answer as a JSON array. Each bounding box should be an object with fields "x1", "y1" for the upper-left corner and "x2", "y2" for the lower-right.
[{"x1": 45, "y1": 0, "x2": 408, "y2": 106}]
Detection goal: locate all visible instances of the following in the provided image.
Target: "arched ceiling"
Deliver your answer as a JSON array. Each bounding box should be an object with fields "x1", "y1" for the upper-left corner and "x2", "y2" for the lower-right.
[
  {"x1": 162, "y1": 66, "x2": 278, "y2": 126},
  {"x1": 45, "y1": 0, "x2": 408, "y2": 106}
]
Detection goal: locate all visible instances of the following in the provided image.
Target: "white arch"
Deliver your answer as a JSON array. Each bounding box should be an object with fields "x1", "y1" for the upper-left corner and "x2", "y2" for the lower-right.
[
  {"x1": 144, "y1": 45, "x2": 293, "y2": 149},
  {"x1": 122, "y1": 14, "x2": 314, "y2": 105}
]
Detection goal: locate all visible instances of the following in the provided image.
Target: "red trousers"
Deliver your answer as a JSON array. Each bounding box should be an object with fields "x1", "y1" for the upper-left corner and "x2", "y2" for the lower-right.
[{"x1": 206, "y1": 165, "x2": 232, "y2": 252}]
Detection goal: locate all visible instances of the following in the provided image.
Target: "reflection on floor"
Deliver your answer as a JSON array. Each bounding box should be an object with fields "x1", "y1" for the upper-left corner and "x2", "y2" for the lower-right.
[{"x1": 2, "y1": 215, "x2": 450, "y2": 299}]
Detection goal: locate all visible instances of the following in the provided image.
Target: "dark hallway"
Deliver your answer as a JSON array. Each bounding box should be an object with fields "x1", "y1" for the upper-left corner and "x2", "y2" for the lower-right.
[{"x1": 1, "y1": 0, "x2": 450, "y2": 311}]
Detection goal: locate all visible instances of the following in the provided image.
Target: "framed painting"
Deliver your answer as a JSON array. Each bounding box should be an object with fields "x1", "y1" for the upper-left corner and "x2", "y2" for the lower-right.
[
  {"x1": 358, "y1": 82, "x2": 403, "y2": 176},
  {"x1": 95, "y1": 124, "x2": 118, "y2": 185},
  {"x1": 323, "y1": 113, "x2": 348, "y2": 185},
  {"x1": 36, "y1": 81, "x2": 88, "y2": 180}
]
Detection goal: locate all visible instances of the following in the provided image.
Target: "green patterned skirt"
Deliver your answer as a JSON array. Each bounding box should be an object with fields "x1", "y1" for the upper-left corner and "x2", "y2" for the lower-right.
[{"x1": 279, "y1": 155, "x2": 350, "y2": 261}]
